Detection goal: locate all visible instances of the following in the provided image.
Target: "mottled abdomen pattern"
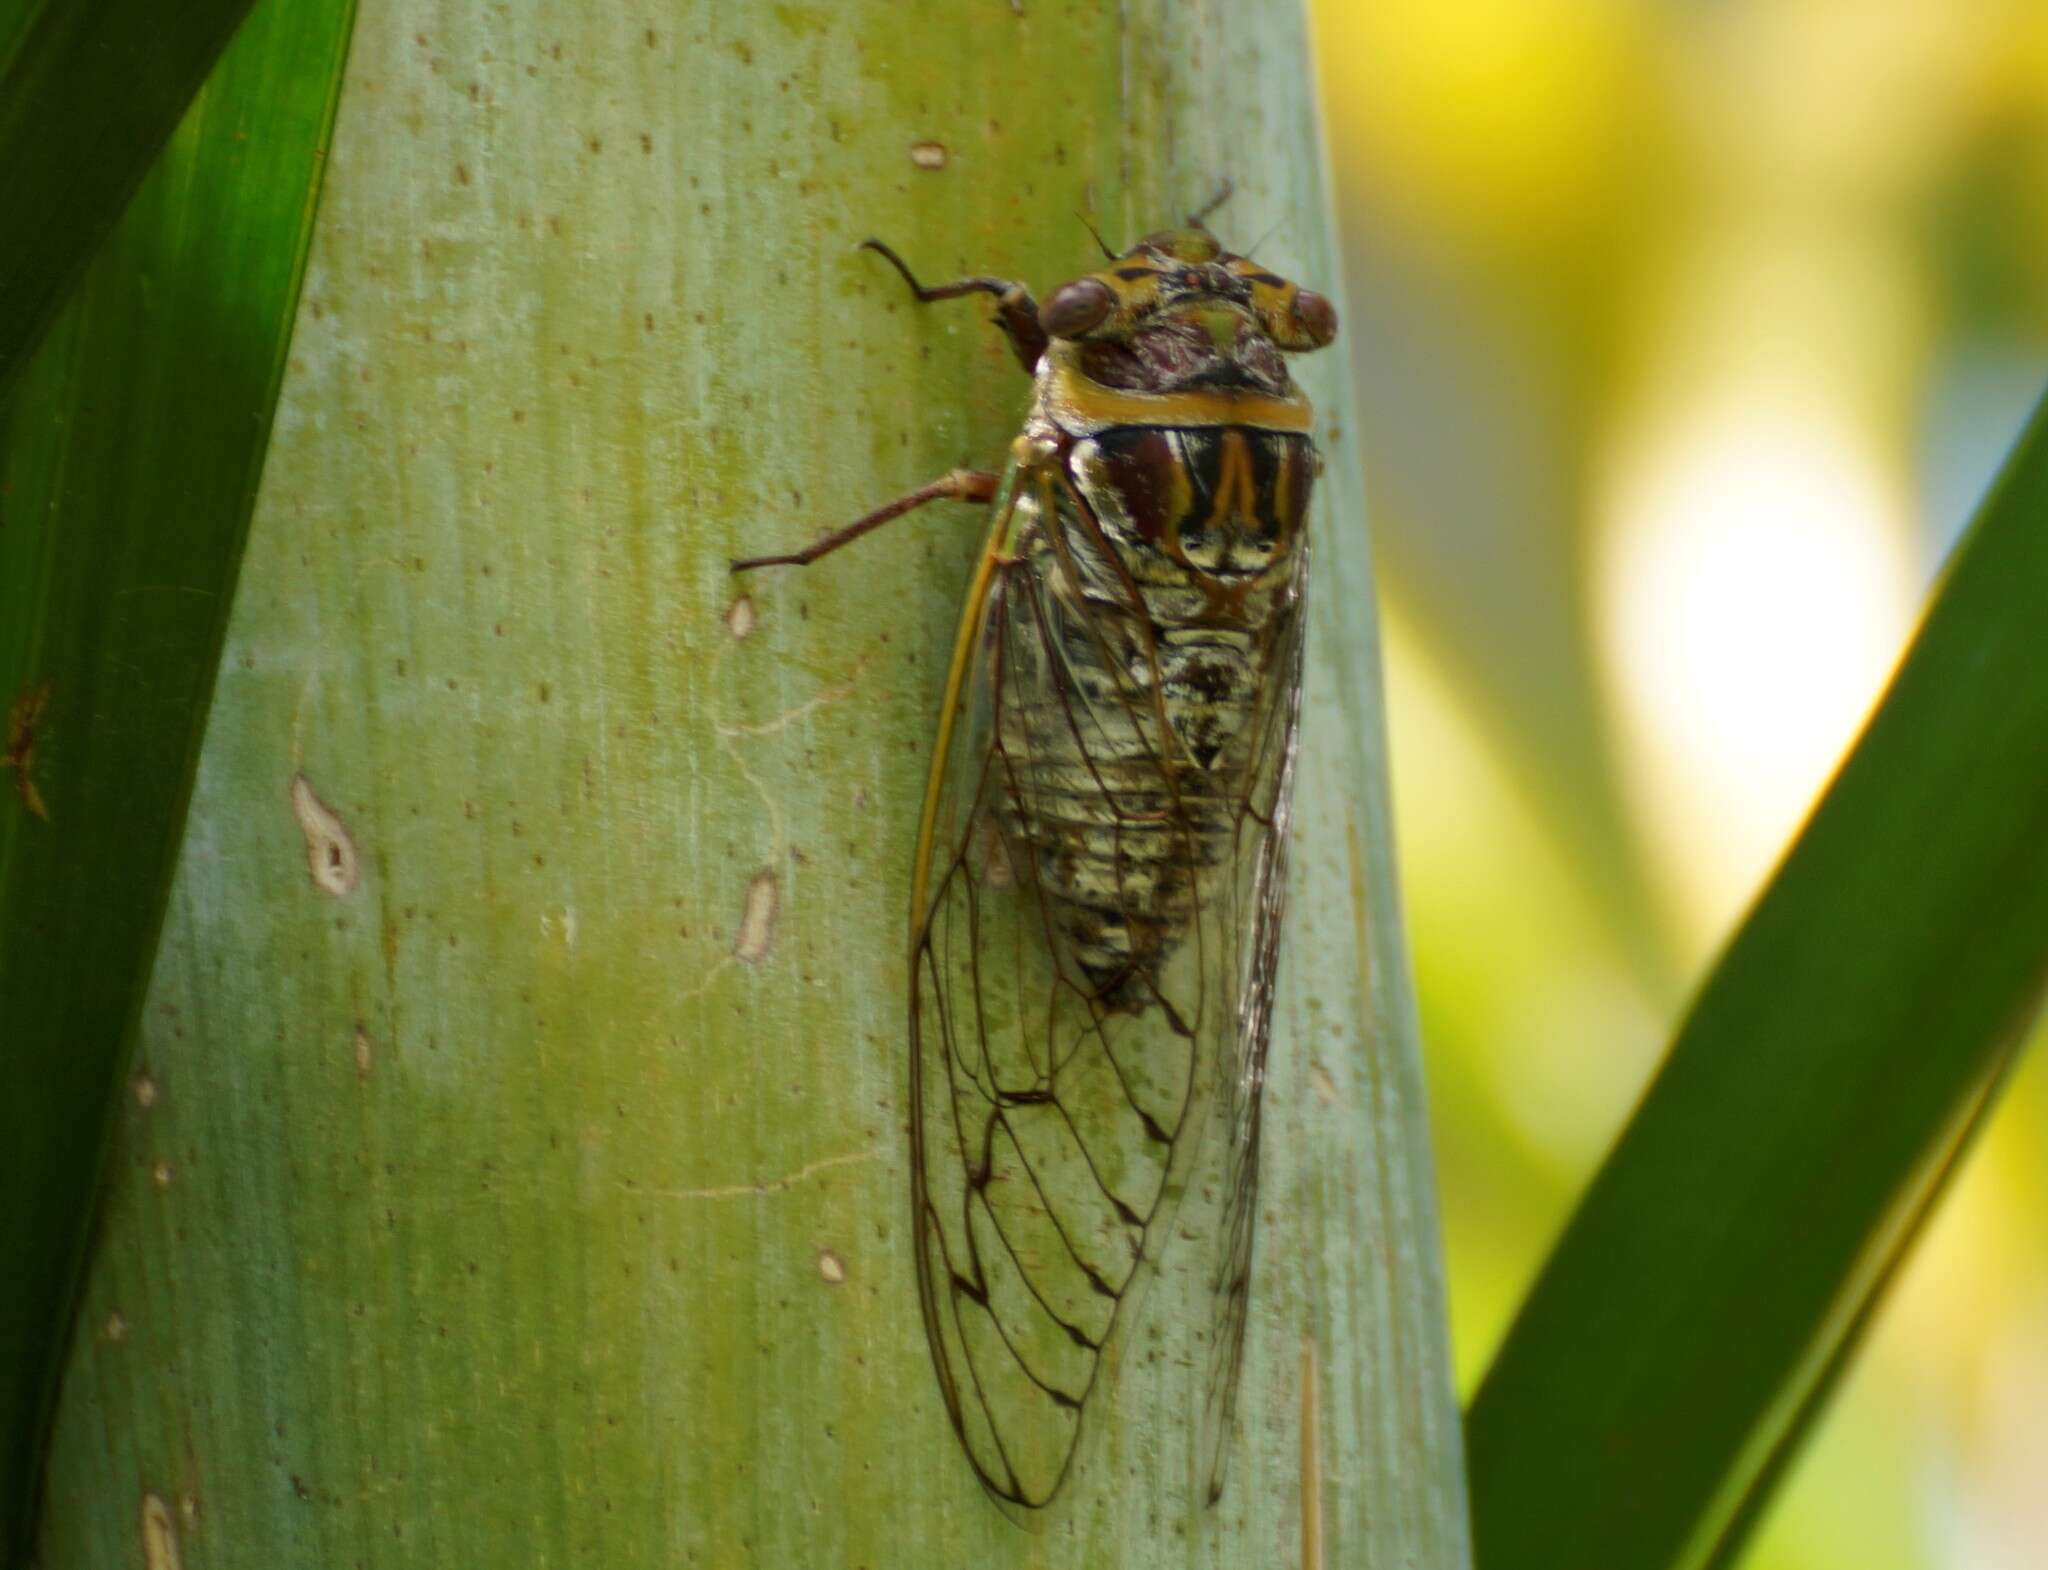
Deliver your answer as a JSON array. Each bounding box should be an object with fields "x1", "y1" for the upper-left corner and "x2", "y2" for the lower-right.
[{"x1": 993, "y1": 425, "x2": 1312, "y2": 1004}]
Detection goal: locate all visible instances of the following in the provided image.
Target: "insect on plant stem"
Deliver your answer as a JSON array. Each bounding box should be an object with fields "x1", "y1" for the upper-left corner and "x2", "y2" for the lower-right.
[{"x1": 730, "y1": 208, "x2": 1338, "y2": 1514}]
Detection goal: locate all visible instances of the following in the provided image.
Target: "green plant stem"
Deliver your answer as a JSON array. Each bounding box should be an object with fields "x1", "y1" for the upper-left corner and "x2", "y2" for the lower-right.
[{"x1": 27, "y1": 3, "x2": 1469, "y2": 1566}]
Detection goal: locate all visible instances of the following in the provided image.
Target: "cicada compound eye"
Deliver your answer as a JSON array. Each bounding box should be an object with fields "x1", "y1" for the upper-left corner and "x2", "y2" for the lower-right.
[
  {"x1": 1039, "y1": 277, "x2": 1115, "y2": 340},
  {"x1": 1291, "y1": 289, "x2": 1337, "y2": 350}
]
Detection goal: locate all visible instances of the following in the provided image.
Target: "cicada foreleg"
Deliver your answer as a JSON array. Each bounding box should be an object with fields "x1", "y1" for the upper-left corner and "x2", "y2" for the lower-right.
[
  {"x1": 729, "y1": 468, "x2": 999, "y2": 573},
  {"x1": 861, "y1": 238, "x2": 1047, "y2": 373}
]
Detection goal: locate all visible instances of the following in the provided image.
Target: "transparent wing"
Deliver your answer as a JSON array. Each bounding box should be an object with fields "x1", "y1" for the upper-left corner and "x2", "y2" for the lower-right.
[
  {"x1": 1194, "y1": 538, "x2": 1307, "y2": 1506},
  {"x1": 909, "y1": 459, "x2": 1305, "y2": 1512}
]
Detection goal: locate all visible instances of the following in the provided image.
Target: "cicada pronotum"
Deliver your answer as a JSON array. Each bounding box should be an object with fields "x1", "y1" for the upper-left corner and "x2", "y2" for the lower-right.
[{"x1": 733, "y1": 194, "x2": 1337, "y2": 1513}]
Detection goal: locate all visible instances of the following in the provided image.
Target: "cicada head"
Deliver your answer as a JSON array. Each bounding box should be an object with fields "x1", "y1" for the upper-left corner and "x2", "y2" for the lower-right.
[{"x1": 1037, "y1": 224, "x2": 1338, "y2": 395}]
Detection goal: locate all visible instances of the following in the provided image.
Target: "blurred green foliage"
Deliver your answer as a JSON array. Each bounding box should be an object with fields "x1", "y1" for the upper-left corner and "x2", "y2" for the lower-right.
[
  {"x1": 1313, "y1": 3, "x2": 2048, "y2": 1566},
  {"x1": 1471, "y1": 389, "x2": 2048, "y2": 1570}
]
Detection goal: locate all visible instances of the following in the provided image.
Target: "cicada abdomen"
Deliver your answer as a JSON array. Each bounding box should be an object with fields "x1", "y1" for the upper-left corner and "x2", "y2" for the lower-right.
[{"x1": 733, "y1": 208, "x2": 1338, "y2": 1513}]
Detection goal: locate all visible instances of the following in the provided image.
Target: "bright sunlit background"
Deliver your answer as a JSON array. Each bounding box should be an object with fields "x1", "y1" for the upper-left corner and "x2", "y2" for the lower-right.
[{"x1": 1309, "y1": 2, "x2": 2048, "y2": 1565}]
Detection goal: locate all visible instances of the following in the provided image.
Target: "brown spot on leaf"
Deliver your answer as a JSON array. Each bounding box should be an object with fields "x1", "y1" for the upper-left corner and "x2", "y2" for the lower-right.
[{"x1": 3, "y1": 679, "x2": 52, "y2": 820}]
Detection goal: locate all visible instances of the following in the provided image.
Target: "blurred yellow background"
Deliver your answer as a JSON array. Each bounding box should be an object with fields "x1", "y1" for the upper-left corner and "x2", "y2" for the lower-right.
[{"x1": 1310, "y1": 2, "x2": 2048, "y2": 1565}]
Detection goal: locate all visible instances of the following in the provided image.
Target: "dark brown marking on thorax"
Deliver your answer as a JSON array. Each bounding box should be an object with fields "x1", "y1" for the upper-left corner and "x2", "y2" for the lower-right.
[{"x1": 1066, "y1": 426, "x2": 1312, "y2": 620}]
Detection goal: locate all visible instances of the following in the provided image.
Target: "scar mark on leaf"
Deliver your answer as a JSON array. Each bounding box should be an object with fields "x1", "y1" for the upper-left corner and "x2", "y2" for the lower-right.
[
  {"x1": 292, "y1": 775, "x2": 359, "y2": 896},
  {"x1": 717, "y1": 729, "x2": 788, "y2": 866},
  {"x1": 623, "y1": 1145, "x2": 882, "y2": 1202},
  {"x1": 141, "y1": 1493, "x2": 182, "y2": 1570},
  {"x1": 1300, "y1": 1335, "x2": 1323, "y2": 1570},
  {"x1": 733, "y1": 869, "x2": 779, "y2": 964},
  {"x1": 715, "y1": 649, "x2": 875, "y2": 739},
  {"x1": 725, "y1": 595, "x2": 756, "y2": 641}
]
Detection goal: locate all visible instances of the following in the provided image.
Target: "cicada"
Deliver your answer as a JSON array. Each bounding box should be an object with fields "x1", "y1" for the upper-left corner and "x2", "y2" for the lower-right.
[{"x1": 733, "y1": 198, "x2": 1337, "y2": 1512}]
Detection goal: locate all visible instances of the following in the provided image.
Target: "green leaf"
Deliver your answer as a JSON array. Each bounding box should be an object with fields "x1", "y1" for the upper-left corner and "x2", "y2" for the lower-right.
[
  {"x1": 1466, "y1": 390, "x2": 2048, "y2": 1570},
  {"x1": 0, "y1": 1, "x2": 356, "y2": 1560},
  {"x1": 0, "y1": 0, "x2": 263, "y2": 400},
  {"x1": 27, "y1": 3, "x2": 1471, "y2": 1566}
]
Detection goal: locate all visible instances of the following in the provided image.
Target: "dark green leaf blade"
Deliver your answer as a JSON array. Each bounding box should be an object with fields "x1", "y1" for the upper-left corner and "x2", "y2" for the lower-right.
[
  {"x1": 0, "y1": 1, "x2": 356, "y2": 1560},
  {"x1": 0, "y1": 0, "x2": 258, "y2": 401},
  {"x1": 1466, "y1": 389, "x2": 2048, "y2": 1570},
  {"x1": 1689, "y1": 1040, "x2": 2027, "y2": 1570}
]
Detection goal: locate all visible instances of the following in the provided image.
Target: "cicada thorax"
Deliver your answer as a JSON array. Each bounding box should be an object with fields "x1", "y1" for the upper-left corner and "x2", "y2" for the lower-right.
[{"x1": 990, "y1": 410, "x2": 1312, "y2": 1012}]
